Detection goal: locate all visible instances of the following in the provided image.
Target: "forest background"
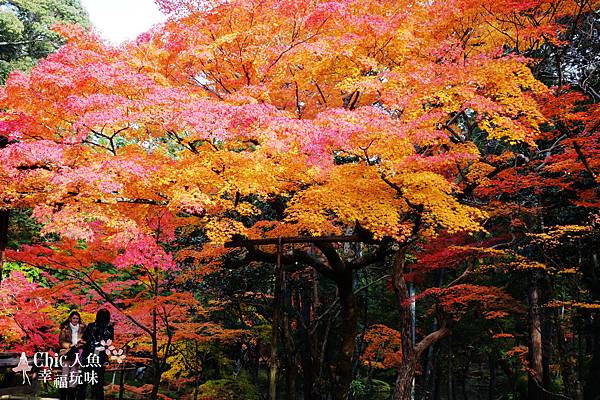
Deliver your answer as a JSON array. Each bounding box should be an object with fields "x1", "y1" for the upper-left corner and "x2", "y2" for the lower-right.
[{"x1": 0, "y1": 0, "x2": 599, "y2": 399}]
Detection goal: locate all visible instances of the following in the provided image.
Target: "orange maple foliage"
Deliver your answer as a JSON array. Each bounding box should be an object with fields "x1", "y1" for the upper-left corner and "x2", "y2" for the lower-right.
[{"x1": 361, "y1": 324, "x2": 403, "y2": 369}]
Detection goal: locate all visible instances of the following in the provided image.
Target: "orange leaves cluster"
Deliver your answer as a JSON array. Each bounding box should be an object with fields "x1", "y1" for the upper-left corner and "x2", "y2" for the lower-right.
[
  {"x1": 420, "y1": 284, "x2": 522, "y2": 320},
  {"x1": 286, "y1": 164, "x2": 410, "y2": 239},
  {"x1": 528, "y1": 225, "x2": 594, "y2": 248},
  {"x1": 361, "y1": 324, "x2": 403, "y2": 369},
  {"x1": 4, "y1": 0, "x2": 588, "y2": 250},
  {"x1": 544, "y1": 300, "x2": 600, "y2": 310}
]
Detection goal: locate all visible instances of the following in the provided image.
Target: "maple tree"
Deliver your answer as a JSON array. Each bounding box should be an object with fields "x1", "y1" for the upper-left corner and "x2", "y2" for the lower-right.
[
  {"x1": 0, "y1": 269, "x2": 57, "y2": 351},
  {"x1": 0, "y1": 0, "x2": 599, "y2": 399},
  {"x1": 6, "y1": 218, "x2": 244, "y2": 399}
]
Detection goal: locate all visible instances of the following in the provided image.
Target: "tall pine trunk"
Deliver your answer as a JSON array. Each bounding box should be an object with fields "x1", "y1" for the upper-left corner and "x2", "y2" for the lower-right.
[{"x1": 528, "y1": 272, "x2": 545, "y2": 400}]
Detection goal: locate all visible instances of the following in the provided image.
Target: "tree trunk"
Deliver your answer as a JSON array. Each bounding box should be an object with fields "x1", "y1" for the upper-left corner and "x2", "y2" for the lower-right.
[
  {"x1": 300, "y1": 278, "x2": 315, "y2": 400},
  {"x1": 432, "y1": 365, "x2": 440, "y2": 400},
  {"x1": 316, "y1": 305, "x2": 333, "y2": 399},
  {"x1": 392, "y1": 327, "x2": 450, "y2": 400},
  {"x1": 283, "y1": 316, "x2": 297, "y2": 400},
  {"x1": 193, "y1": 375, "x2": 199, "y2": 400},
  {"x1": 528, "y1": 272, "x2": 545, "y2": 400},
  {"x1": 150, "y1": 337, "x2": 161, "y2": 400},
  {"x1": 391, "y1": 252, "x2": 450, "y2": 400},
  {"x1": 460, "y1": 362, "x2": 468, "y2": 400},
  {"x1": 394, "y1": 358, "x2": 418, "y2": 400},
  {"x1": 392, "y1": 252, "x2": 416, "y2": 400},
  {"x1": 0, "y1": 210, "x2": 9, "y2": 284},
  {"x1": 269, "y1": 323, "x2": 280, "y2": 400},
  {"x1": 282, "y1": 276, "x2": 297, "y2": 400},
  {"x1": 250, "y1": 339, "x2": 260, "y2": 384},
  {"x1": 334, "y1": 270, "x2": 357, "y2": 400},
  {"x1": 424, "y1": 341, "x2": 436, "y2": 400},
  {"x1": 541, "y1": 277, "x2": 552, "y2": 397},
  {"x1": 448, "y1": 338, "x2": 454, "y2": 400},
  {"x1": 118, "y1": 363, "x2": 126, "y2": 400},
  {"x1": 585, "y1": 313, "x2": 600, "y2": 400},
  {"x1": 488, "y1": 352, "x2": 496, "y2": 400},
  {"x1": 584, "y1": 252, "x2": 600, "y2": 400},
  {"x1": 270, "y1": 239, "x2": 284, "y2": 400},
  {"x1": 554, "y1": 307, "x2": 574, "y2": 398}
]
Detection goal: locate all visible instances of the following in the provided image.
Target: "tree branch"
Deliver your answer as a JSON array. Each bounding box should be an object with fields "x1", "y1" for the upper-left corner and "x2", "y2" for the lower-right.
[{"x1": 227, "y1": 245, "x2": 337, "y2": 280}]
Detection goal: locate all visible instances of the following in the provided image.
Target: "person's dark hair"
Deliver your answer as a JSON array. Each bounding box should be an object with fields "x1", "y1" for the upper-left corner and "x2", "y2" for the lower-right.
[
  {"x1": 95, "y1": 308, "x2": 110, "y2": 327},
  {"x1": 60, "y1": 311, "x2": 82, "y2": 329}
]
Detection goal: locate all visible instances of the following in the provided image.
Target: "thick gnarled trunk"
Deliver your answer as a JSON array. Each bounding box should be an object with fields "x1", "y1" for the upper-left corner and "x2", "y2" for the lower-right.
[
  {"x1": 333, "y1": 270, "x2": 358, "y2": 400},
  {"x1": 392, "y1": 252, "x2": 450, "y2": 400},
  {"x1": 392, "y1": 327, "x2": 451, "y2": 400},
  {"x1": 393, "y1": 358, "x2": 417, "y2": 400}
]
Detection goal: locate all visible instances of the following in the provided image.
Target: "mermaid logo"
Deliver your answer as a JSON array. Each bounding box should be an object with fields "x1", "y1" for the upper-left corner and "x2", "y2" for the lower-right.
[{"x1": 12, "y1": 352, "x2": 32, "y2": 385}]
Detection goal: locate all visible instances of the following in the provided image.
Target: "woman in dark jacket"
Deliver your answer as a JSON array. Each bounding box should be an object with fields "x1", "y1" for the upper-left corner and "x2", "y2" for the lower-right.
[{"x1": 81, "y1": 309, "x2": 114, "y2": 400}]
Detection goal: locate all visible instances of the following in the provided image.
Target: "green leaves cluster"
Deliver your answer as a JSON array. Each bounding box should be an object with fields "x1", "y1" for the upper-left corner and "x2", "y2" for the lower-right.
[{"x1": 0, "y1": 0, "x2": 89, "y2": 83}]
